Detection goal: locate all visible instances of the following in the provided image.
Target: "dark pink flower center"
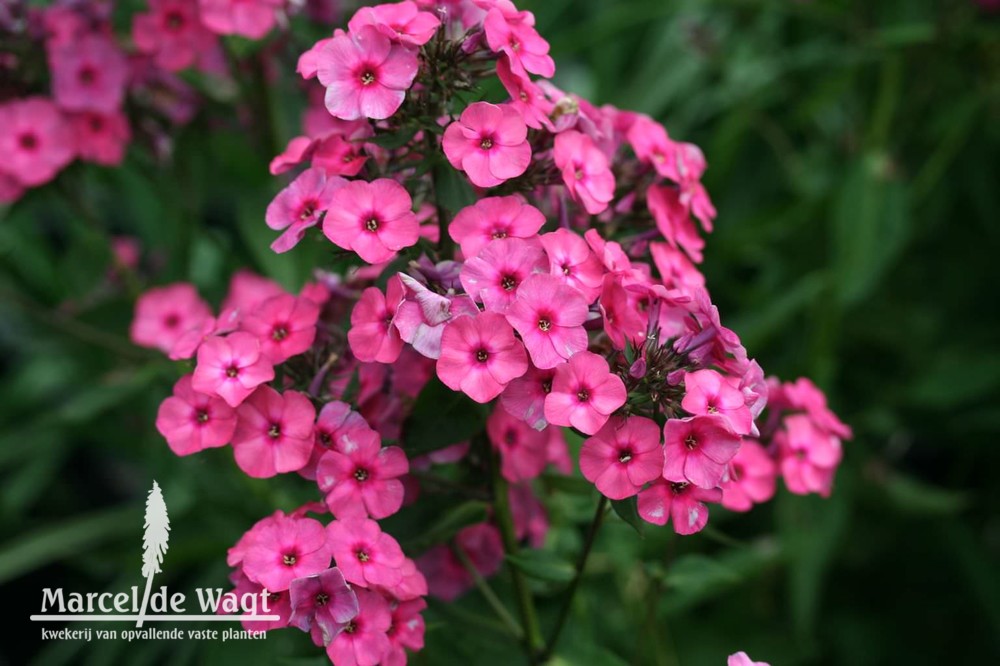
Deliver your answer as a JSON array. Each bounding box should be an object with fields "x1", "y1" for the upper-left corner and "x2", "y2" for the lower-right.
[
  {"x1": 356, "y1": 549, "x2": 370, "y2": 562},
  {"x1": 500, "y1": 275, "x2": 517, "y2": 291},
  {"x1": 365, "y1": 217, "x2": 379, "y2": 232},
  {"x1": 476, "y1": 349, "x2": 489, "y2": 363},
  {"x1": 315, "y1": 592, "x2": 329, "y2": 606},
  {"x1": 318, "y1": 431, "x2": 333, "y2": 447},
  {"x1": 354, "y1": 467, "x2": 370, "y2": 482},
  {"x1": 670, "y1": 482, "x2": 689, "y2": 494},
  {"x1": 504, "y1": 430, "x2": 517, "y2": 446},
  {"x1": 272, "y1": 325, "x2": 288, "y2": 341},
  {"x1": 491, "y1": 228, "x2": 508, "y2": 239},
  {"x1": 299, "y1": 201, "x2": 317, "y2": 220},
  {"x1": 89, "y1": 116, "x2": 104, "y2": 132},
  {"x1": 731, "y1": 463, "x2": 744, "y2": 480},
  {"x1": 537, "y1": 317, "x2": 552, "y2": 332},
  {"x1": 164, "y1": 10, "x2": 186, "y2": 31},
  {"x1": 18, "y1": 132, "x2": 38, "y2": 151},
  {"x1": 344, "y1": 621, "x2": 357, "y2": 634},
  {"x1": 684, "y1": 434, "x2": 698, "y2": 450},
  {"x1": 576, "y1": 388, "x2": 590, "y2": 402},
  {"x1": 480, "y1": 136, "x2": 494, "y2": 150},
  {"x1": 196, "y1": 409, "x2": 209, "y2": 424},
  {"x1": 268, "y1": 423, "x2": 281, "y2": 439},
  {"x1": 164, "y1": 313, "x2": 180, "y2": 328},
  {"x1": 78, "y1": 65, "x2": 97, "y2": 85},
  {"x1": 706, "y1": 404, "x2": 719, "y2": 414},
  {"x1": 360, "y1": 70, "x2": 376, "y2": 86},
  {"x1": 541, "y1": 379, "x2": 552, "y2": 393},
  {"x1": 618, "y1": 449, "x2": 633, "y2": 463},
  {"x1": 561, "y1": 263, "x2": 572, "y2": 275},
  {"x1": 226, "y1": 365, "x2": 239, "y2": 378},
  {"x1": 282, "y1": 553, "x2": 297, "y2": 566}
]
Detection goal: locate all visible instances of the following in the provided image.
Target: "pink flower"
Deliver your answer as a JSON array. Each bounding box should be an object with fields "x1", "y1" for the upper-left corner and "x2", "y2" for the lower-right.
[
  {"x1": 266, "y1": 167, "x2": 347, "y2": 253},
  {"x1": 443, "y1": 102, "x2": 531, "y2": 188},
  {"x1": 191, "y1": 332, "x2": 275, "y2": 407},
  {"x1": 392, "y1": 274, "x2": 480, "y2": 359},
  {"x1": 580, "y1": 416, "x2": 663, "y2": 499},
  {"x1": 270, "y1": 136, "x2": 317, "y2": 175},
  {"x1": 650, "y1": 242, "x2": 705, "y2": 289},
  {"x1": 500, "y1": 363, "x2": 555, "y2": 430},
  {"x1": 385, "y1": 598, "x2": 426, "y2": 665},
  {"x1": 317, "y1": 25, "x2": 419, "y2": 121},
  {"x1": 648, "y1": 184, "x2": 704, "y2": 262},
  {"x1": 242, "y1": 514, "x2": 331, "y2": 592},
  {"x1": 311, "y1": 134, "x2": 369, "y2": 177},
  {"x1": 496, "y1": 53, "x2": 553, "y2": 130},
  {"x1": 217, "y1": 570, "x2": 291, "y2": 631},
  {"x1": 0, "y1": 174, "x2": 24, "y2": 205},
  {"x1": 317, "y1": 426, "x2": 409, "y2": 519},
  {"x1": 242, "y1": 294, "x2": 321, "y2": 364},
  {"x1": 553, "y1": 130, "x2": 615, "y2": 215},
  {"x1": 288, "y1": 567, "x2": 359, "y2": 645},
  {"x1": 539, "y1": 229, "x2": 604, "y2": 304},
  {"x1": 437, "y1": 312, "x2": 529, "y2": 403},
  {"x1": 729, "y1": 652, "x2": 771, "y2": 666},
  {"x1": 0, "y1": 97, "x2": 74, "y2": 187},
  {"x1": 198, "y1": 0, "x2": 280, "y2": 39},
  {"x1": 232, "y1": 386, "x2": 316, "y2": 477},
  {"x1": 509, "y1": 483, "x2": 549, "y2": 548},
  {"x1": 303, "y1": 401, "x2": 372, "y2": 480},
  {"x1": 505, "y1": 274, "x2": 589, "y2": 369},
  {"x1": 449, "y1": 196, "x2": 545, "y2": 259},
  {"x1": 599, "y1": 274, "x2": 647, "y2": 350},
  {"x1": 322, "y1": 179, "x2": 419, "y2": 263},
  {"x1": 348, "y1": 277, "x2": 405, "y2": 364},
  {"x1": 482, "y1": 3, "x2": 555, "y2": 77},
  {"x1": 156, "y1": 375, "x2": 236, "y2": 456},
  {"x1": 460, "y1": 237, "x2": 546, "y2": 312},
  {"x1": 325, "y1": 588, "x2": 392, "y2": 666},
  {"x1": 348, "y1": 1, "x2": 441, "y2": 46},
  {"x1": 682, "y1": 369, "x2": 754, "y2": 435},
  {"x1": 49, "y1": 35, "x2": 127, "y2": 113},
  {"x1": 544, "y1": 351, "x2": 626, "y2": 435},
  {"x1": 71, "y1": 111, "x2": 130, "y2": 166},
  {"x1": 131, "y1": 283, "x2": 213, "y2": 354},
  {"x1": 626, "y1": 115, "x2": 677, "y2": 178},
  {"x1": 327, "y1": 518, "x2": 406, "y2": 588},
  {"x1": 133, "y1": 0, "x2": 216, "y2": 71},
  {"x1": 487, "y1": 407, "x2": 549, "y2": 482},
  {"x1": 637, "y1": 480, "x2": 721, "y2": 535},
  {"x1": 415, "y1": 523, "x2": 503, "y2": 601},
  {"x1": 777, "y1": 415, "x2": 841, "y2": 497},
  {"x1": 663, "y1": 415, "x2": 742, "y2": 490},
  {"x1": 720, "y1": 440, "x2": 776, "y2": 512}
]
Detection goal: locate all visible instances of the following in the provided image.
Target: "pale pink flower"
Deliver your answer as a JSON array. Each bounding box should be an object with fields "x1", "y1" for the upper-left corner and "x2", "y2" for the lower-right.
[
  {"x1": 460, "y1": 238, "x2": 546, "y2": 312},
  {"x1": 663, "y1": 415, "x2": 742, "y2": 490},
  {"x1": 442, "y1": 102, "x2": 531, "y2": 188},
  {"x1": 539, "y1": 229, "x2": 604, "y2": 304},
  {"x1": 130, "y1": 283, "x2": 213, "y2": 354},
  {"x1": 553, "y1": 130, "x2": 615, "y2": 215},
  {"x1": 0, "y1": 97, "x2": 74, "y2": 187},
  {"x1": 71, "y1": 111, "x2": 130, "y2": 166},
  {"x1": 682, "y1": 369, "x2": 754, "y2": 435},
  {"x1": 637, "y1": 480, "x2": 721, "y2": 535},
  {"x1": 266, "y1": 167, "x2": 347, "y2": 253},
  {"x1": 325, "y1": 588, "x2": 392, "y2": 666},
  {"x1": 580, "y1": 416, "x2": 663, "y2": 499},
  {"x1": 322, "y1": 179, "x2": 419, "y2": 264},
  {"x1": 505, "y1": 274, "x2": 588, "y2": 369},
  {"x1": 133, "y1": 0, "x2": 216, "y2": 71},
  {"x1": 500, "y1": 363, "x2": 555, "y2": 430},
  {"x1": 487, "y1": 407, "x2": 548, "y2": 482},
  {"x1": 348, "y1": 1, "x2": 441, "y2": 46},
  {"x1": 232, "y1": 386, "x2": 316, "y2": 477},
  {"x1": 327, "y1": 518, "x2": 406, "y2": 588},
  {"x1": 49, "y1": 35, "x2": 127, "y2": 113},
  {"x1": 348, "y1": 277, "x2": 405, "y2": 364},
  {"x1": 156, "y1": 374, "x2": 236, "y2": 455},
  {"x1": 392, "y1": 274, "x2": 480, "y2": 359},
  {"x1": 720, "y1": 440, "x2": 776, "y2": 512},
  {"x1": 198, "y1": 0, "x2": 281, "y2": 39},
  {"x1": 317, "y1": 25, "x2": 419, "y2": 121},
  {"x1": 191, "y1": 332, "x2": 275, "y2": 407},
  {"x1": 728, "y1": 651, "x2": 771, "y2": 666},
  {"x1": 449, "y1": 196, "x2": 545, "y2": 259},
  {"x1": 288, "y1": 567, "x2": 359, "y2": 645},
  {"x1": 545, "y1": 351, "x2": 626, "y2": 434},
  {"x1": 437, "y1": 312, "x2": 528, "y2": 403},
  {"x1": 482, "y1": 2, "x2": 555, "y2": 77},
  {"x1": 242, "y1": 513, "x2": 332, "y2": 592},
  {"x1": 317, "y1": 426, "x2": 409, "y2": 519}
]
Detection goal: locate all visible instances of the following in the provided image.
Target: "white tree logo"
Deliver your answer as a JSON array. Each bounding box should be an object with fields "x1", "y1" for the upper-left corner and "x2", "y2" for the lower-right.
[{"x1": 136, "y1": 480, "x2": 170, "y2": 628}]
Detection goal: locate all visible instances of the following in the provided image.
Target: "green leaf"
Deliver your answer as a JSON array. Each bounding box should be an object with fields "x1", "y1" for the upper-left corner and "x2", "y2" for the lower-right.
[
  {"x1": 432, "y1": 163, "x2": 477, "y2": 214},
  {"x1": 402, "y1": 377, "x2": 488, "y2": 455},
  {"x1": 506, "y1": 549, "x2": 575, "y2": 583},
  {"x1": 368, "y1": 127, "x2": 418, "y2": 149},
  {"x1": 403, "y1": 500, "x2": 490, "y2": 552},
  {"x1": 610, "y1": 496, "x2": 644, "y2": 537},
  {"x1": 883, "y1": 472, "x2": 970, "y2": 516}
]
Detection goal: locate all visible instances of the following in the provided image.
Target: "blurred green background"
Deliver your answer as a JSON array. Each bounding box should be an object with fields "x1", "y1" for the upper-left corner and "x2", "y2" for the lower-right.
[{"x1": 2, "y1": 0, "x2": 999, "y2": 664}]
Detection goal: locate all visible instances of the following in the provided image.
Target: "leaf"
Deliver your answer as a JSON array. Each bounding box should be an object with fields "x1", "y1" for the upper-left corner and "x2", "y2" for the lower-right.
[
  {"x1": 402, "y1": 377, "x2": 488, "y2": 455},
  {"x1": 432, "y1": 162, "x2": 477, "y2": 214},
  {"x1": 610, "y1": 496, "x2": 645, "y2": 537},
  {"x1": 403, "y1": 500, "x2": 490, "y2": 552},
  {"x1": 506, "y1": 549, "x2": 575, "y2": 583},
  {"x1": 883, "y1": 472, "x2": 970, "y2": 516},
  {"x1": 368, "y1": 127, "x2": 418, "y2": 149}
]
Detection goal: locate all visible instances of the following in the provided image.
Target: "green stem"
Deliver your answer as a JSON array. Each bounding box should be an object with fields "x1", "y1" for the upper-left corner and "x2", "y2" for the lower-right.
[
  {"x1": 450, "y1": 541, "x2": 524, "y2": 641},
  {"x1": 540, "y1": 495, "x2": 609, "y2": 662},
  {"x1": 491, "y1": 448, "x2": 544, "y2": 662}
]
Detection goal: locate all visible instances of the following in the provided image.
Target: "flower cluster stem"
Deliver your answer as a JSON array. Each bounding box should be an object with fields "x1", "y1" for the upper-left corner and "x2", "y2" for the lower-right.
[{"x1": 451, "y1": 541, "x2": 524, "y2": 641}]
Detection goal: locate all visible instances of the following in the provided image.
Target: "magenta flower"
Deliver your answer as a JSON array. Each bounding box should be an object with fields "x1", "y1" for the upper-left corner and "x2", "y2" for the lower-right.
[
  {"x1": 599, "y1": 274, "x2": 647, "y2": 351},
  {"x1": 443, "y1": 102, "x2": 531, "y2": 188},
  {"x1": 487, "y1": 407, "x2": 549, "y2": 482},
  {"x1": 242, "y1": 294, "x2": 321, "y2": 364},
  {"x1": 266, "y1": 167, "x2": 347, "y2": 254},
  {"x1": 505, "y1": 274, "x2": 589, "y2": 369},
  {"x1": 437, "y1": 312, "x2": 529, "y2": 404},
  {"x1": 539, "y1": 229, "x2": 604, "y2": 304},
  {"x1": 662, "y1": 415, "x2": 742, "y2": 490},
  {"x1": 385, "y1": 597, "x2": 427, "y2": 664},
  {"x1": 198, "y1": 0, "x2": 281, "y2": 39},
  {"x1": 327, "y1": 517, "x2": 406, "y2": 588},
  {"x1": 311, "y1": 134, "x2": 369, "y2": 177},
  {"x1": 302, "y1": 401, "x2": 372, "y2": 480},
  {"x1": 0, "y1": 97, "x2": 74, "y2": 187},
  {"x1": 49, "y1": 35, "x2": 127, "y2": 113},
  {"x1": 71, "y1": 111, "x2": 130, "y2": 166},
  {"x1": 729, "y1": 652, "x2": 771, "y2": 666},
  {"x1": 348, "y1": 1, "x2": 441, "y2": 46},
  {"x1": 242, "y1": 514, "x2": 332, "y2": 592},
  {"x1": 500, "y1": 363, "x2": 556, "y2": 431},
  {"x1": 191, "y1": 332, "x2": 275, "y2": 407},
  {"x1": 720, "y1": 440, "x2": 776, "y2": 512},
  {"x1": 544, "y1": 351, "x2": 626, "y2": 435},
  {"x1": 317, "y1": 25, "x2": 419, "y2": 121},
  {"x1": 348, "y1": 277, "x2": 405, "y2": 364},
  {"x1": 482, "y1": 3, "x2": 555, "y2": 77},
  {"x1": 553, "y1": 130, "x2": 615, "y2": 215},
  {"x1": 460, "y1": 237, "x2": 547, "y2": 313},
  {"x1": 130, "y1": 283, "x2": 213, "y2": 354},
  {"x1": 317, "y1": 426, "x2": 409, "y2": 519},
  {"x1": 156, "y1": 375, "x2": 236, "y2": 456},
  {"x1": 681, "y1": 369, "x2": 754, "y2": 435},
  {"x1": 580, "y1": 416, "x2": 663, "y2": 500},
  {"x1": 325, "y1": 588, "x2": 392, "y2": 666},
  {"x1": 288, "y1": 567, "x2": 359, "y2": 645},
  {"x1": 322, "y1": 178, "x2": 419, "y2": 264},
  {"x1": 133, "y1": 0, "x2": 216, "y2": 71},
  {"x1": 637, "y1": 480, "x2": 721, "y2": 535},
  {"x1": 232, "y1": 387, "x2": 316, "y2": 478},
  {"x1": 449, "y1": 196, "x2": 545, "y2": 259}
]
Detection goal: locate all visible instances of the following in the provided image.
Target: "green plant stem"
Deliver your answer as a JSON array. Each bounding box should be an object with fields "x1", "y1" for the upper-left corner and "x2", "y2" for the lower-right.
[
  {"x1": 450, "y1": 541, "x2": 524, "y2": 641},
  {"x1": 540, "y1": 495, "x2": 609, "y2": 662},
  {"x1": 490, "y1": 448, "x2": 544, "y2": 662}
]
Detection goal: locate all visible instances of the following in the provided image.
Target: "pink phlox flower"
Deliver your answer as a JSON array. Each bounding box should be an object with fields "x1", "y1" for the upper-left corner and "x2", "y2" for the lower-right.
[
  {"x1": 728, "y1": 652, "x2": 771, "y2": 666},
  {"x1": 217, "y1": 570, "x2": 291, "y2": 631},
  {"x1": 0, "y1": 97, "x2": 74, "y2": 187},
  {"x1": 348, "y1": 1, "x2": 442, "y2": 46},
  {"x1": 156, "y1": 374, "x2": 236, "y2": 456},
  {"x1": 539, "y1": 229, "x2": 605, "y2": 304},
  {"x1": 414, "y1": 522, "x2": 503, "y2": 601},
  {"x1": 288, "y1": 567, "x2": 359, "y2": 645},
  {"x1": 505, "y1": 274, "x2": 589, "y2": 369},
  {"x1": 553, "y1": 130, "x2": 615, "y2": 215},
  {"x1": 270, "y1": 136, "x2": 317, "y2": 174},
  {"x1": 436, "y1": 312, "x2": 529, "y2": 403},
  {"x1": 663, "y1": 415, "x2": 742, "y2": 490},
  {"x1": 442, "y1": 101, "x2": 532, "y2": 188},
  {"x1": 647, "y1": 183, "x2": 705, "y2": 263},
  {"x1": 509, "y1": 483, "x2": 549, "y2": 548},
  {"x1": 780, "y1": 377, "x2": 853, "y2": 440},
  {"x1": 130, "y1": 282, "x2": 213, "y2": 354},
  {"x1": 133, "y1": 0, "x2": 216, "y2": 71},
  {"x1": 324, "y1": 588, "x2": 393, "y2": 666},
  {"x1": 384, "y1": 598, "x2": 427, "y2": 666},
  {"x1": 720, "y1": 440, "x2": 776, "y2": 512},
  {"x1": 242, "y1": 293, "x2": 321, "y2": 364},
  {"x1": 449, "y1": 195, "x2": 545, "y2": 259},
  {"x1": 481, "y1": 2, "x2": 555, "y2": 77},
  {"x1": 71, "y1": 111, "x2": 130, "y2": 166},
  {"x1": 487, "y1": 407, "x2": 549, "y2": 482},
  {"x1": 392, "y1": 273, "x2": 480, "y2": 359},
  {"x1": 191, "y1": 332, "x2": 275, "y2": 407},
  {"x1": 459, "y1": 237, "x2": 546, "y2": 313},
  {"x1": 241, "y1": 513, "x2": 332, "y2": 592},
  {"x1": 310, "y1": 133, "x2": 369, "y2": 177},
  {"x1": 231, "y1": 386, "x2": 315, "y2": 477},
  {"x1": 327, "y1": 517, "x2": 407, "y2": 588},
  {"x1": 266, "y1": 167, "x2": 347, "y2": 253},
  {"x1": 500, "y1": 363, "x2": 555, "y2": 430},
  {"x1": 323, "y1": 178, "x2": 420, "y2": 263},
  {"x1": 650, "y1": 241, "x2": 705, "y2": 290},
  {"x1": 681, "y1": 369, "x2": 754, "y2": 436},
  {"x1": 198, "y1": 0, "x2": 281, "y2": 39},
  {"x1": 220, "y1": 270, "x2": 287, "y2": 325},
  {"x1": 348, "y1": 276, "x2": 406, "y2": 364},
  {"x1": 317, "y1": 425, "x2": 409, "y2": 519},
  {"x1": 637, "y1": 480, "x2": 721, "y2": 535},
  {"x1": 544, "y1": 351, "x2": 626, "y2": 435},
  {"x1": 580, "y1": 416, "x2": 663, "y2": 500},
  {"x1": 49, "y1": 34, "x2": 127, "y2": 113},
  {"x1": 302, "y1": 401, "x2": 372, "y2": 480},
  {"x1": 496, "y1": 52, "x2": 554, "y2": 130}
]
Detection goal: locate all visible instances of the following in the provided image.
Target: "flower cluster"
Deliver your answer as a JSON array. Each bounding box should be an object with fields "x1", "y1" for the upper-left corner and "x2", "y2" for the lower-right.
[{"x1": 131, "y1": 0, "x2": 851, "y2": 663}]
